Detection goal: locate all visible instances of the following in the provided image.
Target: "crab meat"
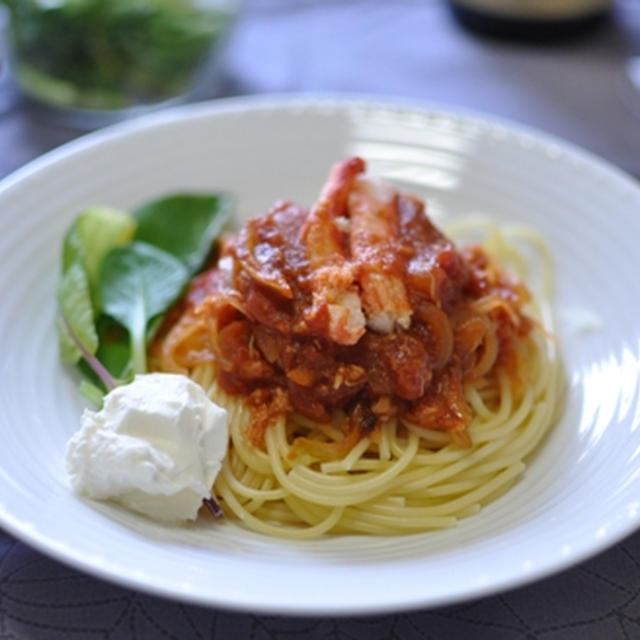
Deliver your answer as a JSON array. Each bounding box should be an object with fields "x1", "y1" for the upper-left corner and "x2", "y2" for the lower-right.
[
  {"x1": 348, "y1": 175, "x2": 412, "y2": 333},
  {"x1": 300, "y1": 158, "x2": 367, "y2": 345}
]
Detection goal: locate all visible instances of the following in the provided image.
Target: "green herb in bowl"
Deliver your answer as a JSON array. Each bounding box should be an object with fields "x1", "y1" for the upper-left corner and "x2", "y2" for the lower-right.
[{"x1": 4, "y1": 0, "x2": 237, "y2": 115}]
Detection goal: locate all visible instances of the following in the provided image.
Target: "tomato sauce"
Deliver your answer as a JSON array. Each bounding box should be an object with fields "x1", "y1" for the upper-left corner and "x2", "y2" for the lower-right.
[{"x1": 154, "y1": 159, "x2": 533, "y2": 448}]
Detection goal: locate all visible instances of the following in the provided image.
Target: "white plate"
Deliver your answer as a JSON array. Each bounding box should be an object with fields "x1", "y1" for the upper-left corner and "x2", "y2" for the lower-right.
[{"x1": 1, "y1": 96, "x2": 639, "y2": 615}]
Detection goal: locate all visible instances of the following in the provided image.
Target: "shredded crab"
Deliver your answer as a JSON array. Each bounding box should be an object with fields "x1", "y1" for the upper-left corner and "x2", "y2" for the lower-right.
[
  {"x1": 299, "y1": 156, "x2": 366, "y2": 345},
  {"x1": 153, "y1": 156, "x2": 535, "y2": 451}
]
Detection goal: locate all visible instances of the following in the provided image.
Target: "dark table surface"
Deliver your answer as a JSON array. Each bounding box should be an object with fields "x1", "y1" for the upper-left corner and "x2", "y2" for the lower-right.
[{"x1": 2, "y1": 1, "x2": 640, "y2": 638}]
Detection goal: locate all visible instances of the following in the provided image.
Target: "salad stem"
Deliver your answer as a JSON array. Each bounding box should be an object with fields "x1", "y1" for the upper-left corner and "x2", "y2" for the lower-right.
[
  {"x1": 60, "y1": 311, "x2": 118, "y2": 391},
  {"x1": 132, "y1": 336, "x2": 147, "y2": 376}
]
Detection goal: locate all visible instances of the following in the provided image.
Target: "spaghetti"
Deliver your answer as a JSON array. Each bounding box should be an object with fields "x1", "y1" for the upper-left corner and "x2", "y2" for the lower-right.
[{"x1": 152, "y1": 158, "x2": 559, "y2": 538}]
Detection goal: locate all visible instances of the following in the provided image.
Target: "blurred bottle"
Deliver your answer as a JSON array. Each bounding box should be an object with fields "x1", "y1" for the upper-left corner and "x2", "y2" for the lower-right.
[{"x1": 448, "y1": 0, "x2": 613, "y2": 40}]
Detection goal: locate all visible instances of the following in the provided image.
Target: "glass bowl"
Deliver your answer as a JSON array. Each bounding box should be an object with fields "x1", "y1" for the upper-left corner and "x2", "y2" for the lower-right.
[{"x1": 3, "y1": 0, "x2": 239, "y2": 127}]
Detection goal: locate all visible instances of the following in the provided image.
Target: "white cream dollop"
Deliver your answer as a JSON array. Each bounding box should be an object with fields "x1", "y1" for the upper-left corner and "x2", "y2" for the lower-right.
[{"x1": 66, "y1": 373, "x2": 228, "y2": 522}]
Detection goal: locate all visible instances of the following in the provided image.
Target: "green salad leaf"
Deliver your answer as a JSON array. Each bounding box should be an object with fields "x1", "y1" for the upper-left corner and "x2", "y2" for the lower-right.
[
  {"x1": 57, "y1": 207, "x2": 136, "y2": 375},
  {"x1": 134, "y1": 193, "x2": 233, "y2": 273},
  {"x1": 93, "y1": 315, "x2": 134, "y2": 384},
  {"x1": 57, "y1": 261, "x2": 98, "y2": 364},
  {"x1": 64, "y1": 207, "x2": 136, "y2": 292},
  {"x1": 56, "y1": 191, "x2": 231, "y2": 398},
  {"x1": 99, "y1": 242, "x2": 190, "y2": 375},
  {"x1": 56, "y1": 316, "x2": 82, "y2": 364},
  {"x1": 79, "y1": 380, "x2": 107, "y2": 408}
]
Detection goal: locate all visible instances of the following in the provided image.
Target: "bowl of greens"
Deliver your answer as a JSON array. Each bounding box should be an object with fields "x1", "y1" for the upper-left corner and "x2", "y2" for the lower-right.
[{"x1": 3, "y1": 0, "x2": 239, "y2": 126}]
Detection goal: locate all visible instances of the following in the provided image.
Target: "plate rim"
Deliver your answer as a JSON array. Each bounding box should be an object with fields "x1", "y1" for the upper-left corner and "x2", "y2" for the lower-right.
[{"x1": 1, "y1": 93, "x2": 640, "y2": 615}]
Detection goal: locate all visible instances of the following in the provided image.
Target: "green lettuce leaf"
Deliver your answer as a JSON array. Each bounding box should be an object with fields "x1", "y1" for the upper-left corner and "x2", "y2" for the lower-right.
[
  {"x1": 63, "y1": 206, "x2": 136, "y2": 293},
  {"x1": 57, "y1": 261, "x2": 98, "y2": 364},
  {"x1": 133, "y1": 193, "x2": 233, "y2": 273},
  {"x1": 99, "y1": 241, "x2": 189, "y2": 374}
]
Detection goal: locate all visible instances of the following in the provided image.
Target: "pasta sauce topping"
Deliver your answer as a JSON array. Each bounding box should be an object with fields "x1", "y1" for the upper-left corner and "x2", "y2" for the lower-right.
[{"x1": 154, "y1": 157, "x2": 533, "y2": 453}]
